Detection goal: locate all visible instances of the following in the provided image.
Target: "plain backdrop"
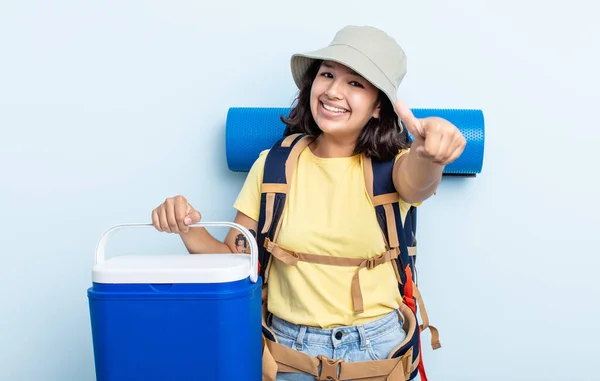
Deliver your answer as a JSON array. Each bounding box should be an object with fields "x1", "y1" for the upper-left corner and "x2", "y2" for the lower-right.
[{"x1": 1, "y1": 0, "x2": 599, "y2": 380}]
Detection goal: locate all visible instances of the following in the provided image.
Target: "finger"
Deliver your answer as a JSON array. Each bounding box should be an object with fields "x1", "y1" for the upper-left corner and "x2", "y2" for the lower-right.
[
  {"x1": 152, "y1": 209, "x2": 162, "y2": 232},
  {"x1": 185, "y1": 209, "x2": 201, "y2": 226},
  {"x1": 165, "y1": 199, "x2": 180, "y2": 233},
  {"x1": 158, "y1": 204, "x2": 172, "y2": 233},
  {"x1": 434, "y1": 131, "x2": 454, "y2": 165},
  {"x1": 395, "y1": 100, "x2": 425, "y2": 139},
  {"x1": 424, "y1": 124, "x2": 443, "y2": 162},
  {"x1": 444, "y1": 138, "x2": 466, "y2": 165},
  {"x1": 174, "y1": 196, "x2": 188, "y2": 233}
]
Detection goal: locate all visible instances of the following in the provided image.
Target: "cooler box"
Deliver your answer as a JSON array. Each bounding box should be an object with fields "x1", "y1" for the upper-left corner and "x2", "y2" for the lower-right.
[{"x1": 87, "y1": 222, "x2": 262, "y2": 381}]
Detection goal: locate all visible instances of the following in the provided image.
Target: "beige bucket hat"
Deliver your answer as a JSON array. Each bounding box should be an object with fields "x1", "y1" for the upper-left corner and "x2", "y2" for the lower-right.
[{"x1": 290, "y1": 25, "x2": 407, "y2": 123}]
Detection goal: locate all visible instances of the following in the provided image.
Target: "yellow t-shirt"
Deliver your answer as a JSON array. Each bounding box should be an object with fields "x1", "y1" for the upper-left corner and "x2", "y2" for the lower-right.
[{"x1": 233, "y1": 146, "x2": 417, "y2": 328}]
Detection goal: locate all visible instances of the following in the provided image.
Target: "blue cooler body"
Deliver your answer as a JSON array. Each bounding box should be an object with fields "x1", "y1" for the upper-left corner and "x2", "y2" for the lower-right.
[{"x1": 88, "y1": 222, "x2": 262, "y2": 381}]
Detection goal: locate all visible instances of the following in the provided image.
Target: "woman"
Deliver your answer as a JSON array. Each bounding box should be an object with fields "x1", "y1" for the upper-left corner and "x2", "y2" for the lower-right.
[{"x1": 152, "y1": 25, "x2": 466, "y2": 380}]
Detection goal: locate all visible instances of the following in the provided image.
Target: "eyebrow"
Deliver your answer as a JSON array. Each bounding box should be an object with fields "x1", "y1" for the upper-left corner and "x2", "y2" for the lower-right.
[{"x1": 321, "y1": 61, "x2": 361, "y2": 77}]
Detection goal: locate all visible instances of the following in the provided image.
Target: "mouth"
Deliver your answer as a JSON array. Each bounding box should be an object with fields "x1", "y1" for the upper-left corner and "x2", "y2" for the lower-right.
[{"x1": 320, "y1": 101, "x2": 349, "y2": 115}]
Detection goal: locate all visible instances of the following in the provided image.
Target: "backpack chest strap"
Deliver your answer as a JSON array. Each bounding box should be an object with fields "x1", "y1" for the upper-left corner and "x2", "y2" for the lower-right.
[{"x1": 264, "y1": 238, "x2": 399, "y2": 314}]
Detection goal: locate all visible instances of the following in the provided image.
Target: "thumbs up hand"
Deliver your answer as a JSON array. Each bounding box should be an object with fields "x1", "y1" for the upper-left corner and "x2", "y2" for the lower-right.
[{"x1": 394, "y1": 100, "x2": 466, "y2": 166}]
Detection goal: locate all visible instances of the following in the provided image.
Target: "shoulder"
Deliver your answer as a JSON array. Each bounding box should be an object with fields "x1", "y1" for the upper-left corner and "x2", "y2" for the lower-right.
[
  {"x1": 251, "y1": 149, "x2": 270, "y2": 169},
  {"x1": 257, "y1": 148, "x2": 270, "y2": 161},
  {"x1": 243, "y1": 149, "x2": 270, "y2": 183}
]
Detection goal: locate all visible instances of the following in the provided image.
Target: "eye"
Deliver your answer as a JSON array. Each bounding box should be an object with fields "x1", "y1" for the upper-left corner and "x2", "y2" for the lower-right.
[
  {"x1": 320, "y1": 72, "x2": 334, "y2": 78},
  {"x1": 349, "y1": 81, "x2": 364, "y2": 88}
]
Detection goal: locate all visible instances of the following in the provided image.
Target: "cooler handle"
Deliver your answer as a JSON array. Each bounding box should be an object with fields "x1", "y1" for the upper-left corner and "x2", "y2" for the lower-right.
[{"x1": 94, "y1": 222, "x2": 259, "y2": 283}]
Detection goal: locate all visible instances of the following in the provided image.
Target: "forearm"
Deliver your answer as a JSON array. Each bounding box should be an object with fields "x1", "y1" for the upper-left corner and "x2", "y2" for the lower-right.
[
  {"x1": 179, "y1": 227, "x2": 234, "y2": 254},
  {"x1": 395, "y1": 148, "x2": 444, "y2": 203}
]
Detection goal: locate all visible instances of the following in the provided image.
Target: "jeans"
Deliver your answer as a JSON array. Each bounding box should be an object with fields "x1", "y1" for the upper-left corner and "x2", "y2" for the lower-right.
[{"x1": 268, "y1": 309, "x2": 417, "y2": 381}]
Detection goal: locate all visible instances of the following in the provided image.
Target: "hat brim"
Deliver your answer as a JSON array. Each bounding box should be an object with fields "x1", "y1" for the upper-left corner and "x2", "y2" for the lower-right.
[{"x1": 290, "y1": 44, "x2": 399, "y2": 113}]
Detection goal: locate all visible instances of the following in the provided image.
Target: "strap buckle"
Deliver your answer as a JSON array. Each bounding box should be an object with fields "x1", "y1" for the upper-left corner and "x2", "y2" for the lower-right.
[
  {"x1": 366, "y1": 257, "x2": 377, "y2": 269},
  {"x1": 316, "y1": 355, "x2": 344, "y2": 381},
  {"x1": 365, "y1": 252, "x2": 388, "y2": 269}
]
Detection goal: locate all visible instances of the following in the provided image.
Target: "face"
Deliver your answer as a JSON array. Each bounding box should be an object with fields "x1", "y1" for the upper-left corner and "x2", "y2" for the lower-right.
[{"x1": 310, "y1": 60, "x2": 381, "y2": 140}]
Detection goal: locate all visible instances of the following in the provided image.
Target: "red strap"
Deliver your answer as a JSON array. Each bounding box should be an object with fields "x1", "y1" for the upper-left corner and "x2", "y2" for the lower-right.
[
  {"x1": 418, "y1": 357, "x2": 428, "y2": 381},
  {"x1": 403, "y1": 265, "x2": 416, "y2": 313},
  {"x1": 403, "y1": 264, "x2": 429, "y2": 381},
  {"x1": 417, "y1": 329, "x2": 429, "y2": 381}
]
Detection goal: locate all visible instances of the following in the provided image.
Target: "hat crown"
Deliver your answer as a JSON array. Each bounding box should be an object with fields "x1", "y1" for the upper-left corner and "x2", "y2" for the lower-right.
[{"x1": 329, "y1": 25, "x2": 407, "y2": 89}]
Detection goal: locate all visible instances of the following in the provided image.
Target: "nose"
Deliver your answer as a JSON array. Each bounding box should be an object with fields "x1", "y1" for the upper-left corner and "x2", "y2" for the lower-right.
[{"x1": 325, "y1": 78, "x2": 344, "y2": 100}]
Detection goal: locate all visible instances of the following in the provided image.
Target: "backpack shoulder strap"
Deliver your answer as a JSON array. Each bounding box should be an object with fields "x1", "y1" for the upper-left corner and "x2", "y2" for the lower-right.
[
  {"x1": 363, "y1": 154, "x2": 440, "y2": 354},
  {"x1": 363, "y1": 155, "x2": 413, "y2": 284},
  {"x1": 256, "y1": 133, "x2": 313, "y2": 281}
]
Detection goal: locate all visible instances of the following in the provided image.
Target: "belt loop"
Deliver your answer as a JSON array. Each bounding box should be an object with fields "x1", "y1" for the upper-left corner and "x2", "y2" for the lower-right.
[
  {"x1": 357, "y1": 324, "x2": 368, "y2": 351},
  {"x1": 295, "y1": 325, "x2": 307, "y2": 351}
]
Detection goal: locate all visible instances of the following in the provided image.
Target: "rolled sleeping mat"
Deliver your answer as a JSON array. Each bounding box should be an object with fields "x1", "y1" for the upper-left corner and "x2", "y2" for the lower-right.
[{"x1": 226, "y1": 107, "x2": 484, "y2": 176}]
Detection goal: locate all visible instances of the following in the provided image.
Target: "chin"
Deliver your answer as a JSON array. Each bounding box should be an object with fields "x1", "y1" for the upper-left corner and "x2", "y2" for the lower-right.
[{"x1": 316, "y1": 122, "x2": 356, "y2": 138}]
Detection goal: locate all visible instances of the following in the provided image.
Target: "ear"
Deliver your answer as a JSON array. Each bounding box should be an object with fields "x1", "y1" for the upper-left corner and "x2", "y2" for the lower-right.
[{"x1": 372, "y1": 102, "x2": 381, "y2": 119}]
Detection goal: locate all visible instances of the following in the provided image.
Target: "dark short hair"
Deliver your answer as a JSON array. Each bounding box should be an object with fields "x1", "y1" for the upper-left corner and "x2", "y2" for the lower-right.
[{"x1": 281, "y1": 59, "x2": 411, "y2": 161}]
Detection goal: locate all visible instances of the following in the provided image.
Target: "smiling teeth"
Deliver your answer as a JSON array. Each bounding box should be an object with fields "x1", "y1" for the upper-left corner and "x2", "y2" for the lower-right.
[{"x1": 322, "y1": 103, "x2": 347, "y2": 113}]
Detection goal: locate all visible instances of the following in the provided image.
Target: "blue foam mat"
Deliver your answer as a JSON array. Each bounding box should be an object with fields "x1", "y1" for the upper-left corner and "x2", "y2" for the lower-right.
[{"x1": 226, "y1": 107, "x2": 484, "y2": 175}]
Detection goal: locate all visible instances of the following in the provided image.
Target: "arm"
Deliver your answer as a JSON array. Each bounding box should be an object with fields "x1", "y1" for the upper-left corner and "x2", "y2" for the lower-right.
[
  {"x1": 392, "y1": 101, "x2": 466, "y2": 204},
  {"x1": 180, "y1": 211, "x2": 258, "y2": 255},
  {"x1": 393, "y1": 149, "x2": 443, "y2": 204},
  {"x1": 151, "y1": 195, "x2": 258, "y2": 254}
]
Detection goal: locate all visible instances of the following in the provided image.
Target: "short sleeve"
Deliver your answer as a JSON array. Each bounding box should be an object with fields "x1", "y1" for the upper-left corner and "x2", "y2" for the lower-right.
[
  {"x1": 394, "y1": 149, "x2": 423, "y2": 209},
  {"x1": 232, "y1": 149, "x2": 270, "y2": 221}
]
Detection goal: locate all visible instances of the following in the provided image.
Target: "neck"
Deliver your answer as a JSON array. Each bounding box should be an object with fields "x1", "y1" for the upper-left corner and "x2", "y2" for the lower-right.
[{"x1": 310, "y1": 133, "x2": 358, "y2": 158}]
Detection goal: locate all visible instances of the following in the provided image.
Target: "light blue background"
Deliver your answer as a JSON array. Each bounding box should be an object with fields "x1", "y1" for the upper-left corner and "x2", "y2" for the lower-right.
[{"x1": 1, "y1": 1, "x2": 599, "y2": 380}]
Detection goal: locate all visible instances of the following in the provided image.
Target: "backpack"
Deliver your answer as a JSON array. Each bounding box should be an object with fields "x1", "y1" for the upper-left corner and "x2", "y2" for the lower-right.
[{"x1": 257, "y1": 133, "x2": 440, "y2": 381}]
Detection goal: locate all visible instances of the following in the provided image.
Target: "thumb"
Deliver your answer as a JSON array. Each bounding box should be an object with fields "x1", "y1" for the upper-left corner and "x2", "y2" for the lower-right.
[
  {"x1": 184, "y1": 207, "x2": 201, "y2": 225},
  {"x1": 395, "y1": 100, "x2": 425, "y2": 139}
]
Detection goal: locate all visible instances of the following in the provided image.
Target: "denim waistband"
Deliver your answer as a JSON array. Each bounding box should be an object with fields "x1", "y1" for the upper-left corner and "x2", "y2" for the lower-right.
[{"x1": 269, "y1": 309, "x2": 404, "y2": 349}]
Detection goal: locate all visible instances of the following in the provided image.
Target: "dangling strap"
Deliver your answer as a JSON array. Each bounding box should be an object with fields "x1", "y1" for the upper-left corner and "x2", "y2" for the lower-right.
[
  {"x1": 413, "y1": 285, "x2": 441, "y2": 350},
  {"x1": 260, "y1": 186, "x2": 283, "y2": 234}
]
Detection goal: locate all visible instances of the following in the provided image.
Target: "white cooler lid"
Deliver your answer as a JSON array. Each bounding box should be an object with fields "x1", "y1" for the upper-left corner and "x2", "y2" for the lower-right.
[{"x1": 92, "y1": 254, "x2": 251, "y2": 284}]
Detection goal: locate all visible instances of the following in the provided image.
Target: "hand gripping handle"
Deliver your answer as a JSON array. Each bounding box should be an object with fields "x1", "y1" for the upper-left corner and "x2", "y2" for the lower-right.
[{"x1": 94, "y1": 222, "x2": 259, "y2": 283}]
